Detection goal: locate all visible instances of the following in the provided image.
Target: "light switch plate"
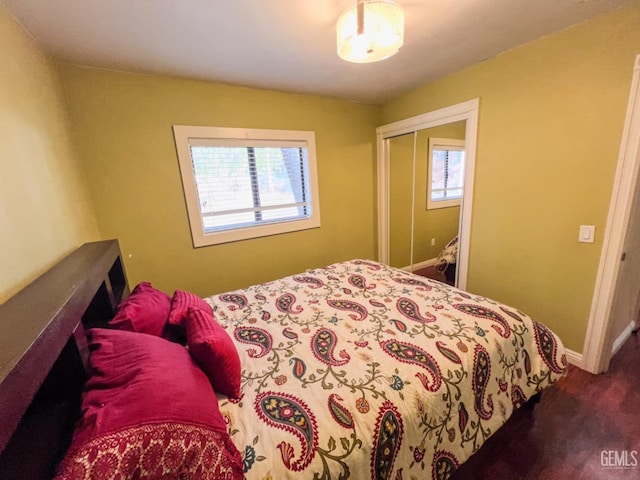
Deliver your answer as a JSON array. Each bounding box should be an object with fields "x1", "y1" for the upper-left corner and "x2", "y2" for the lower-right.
[{"x1": 579, "y1": 225, "x2": 595, "y2": 243}]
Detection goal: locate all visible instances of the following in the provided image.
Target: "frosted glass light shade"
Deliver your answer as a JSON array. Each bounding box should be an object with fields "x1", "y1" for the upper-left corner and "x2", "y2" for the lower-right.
[{"x1": 336, "y1": 0, "x2": 404, "y2": 63}]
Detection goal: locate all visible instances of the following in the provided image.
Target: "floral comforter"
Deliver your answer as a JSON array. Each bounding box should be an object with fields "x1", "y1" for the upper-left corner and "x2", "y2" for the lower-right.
[{"x1": 208, "y1": 260, "x2": 567, "y2": 480}]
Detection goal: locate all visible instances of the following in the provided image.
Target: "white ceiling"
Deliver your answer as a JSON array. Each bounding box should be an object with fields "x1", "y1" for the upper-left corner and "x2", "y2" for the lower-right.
[{"x1": 1, "y1": 0, "x2": 632, "y2": 104}]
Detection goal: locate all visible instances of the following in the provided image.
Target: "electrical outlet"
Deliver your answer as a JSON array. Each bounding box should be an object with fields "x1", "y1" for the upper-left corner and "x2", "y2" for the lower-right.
[{"x1": 431, "y1": 238, "x2": 436, "y2": 247}]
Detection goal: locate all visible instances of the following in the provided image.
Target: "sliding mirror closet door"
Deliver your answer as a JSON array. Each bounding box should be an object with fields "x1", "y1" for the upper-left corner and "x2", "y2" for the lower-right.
[
  {"x1": 387, "y1": 121, "x2": 466, "y2": 285},
  {"x1": 388, "y1": 133, "x2": 415, "y2": 269},
  {"x1": 413, "y1": 121, "x2": 466, "y2": 284},
  {"x1": 377, "y1": 98, "x2": 479, "y2": 290}
]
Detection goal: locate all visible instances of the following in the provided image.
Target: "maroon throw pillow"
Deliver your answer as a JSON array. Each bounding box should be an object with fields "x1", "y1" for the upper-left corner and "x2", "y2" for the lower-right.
[
  {"x1": 185, "y1": 306, "x2": 242, "y2": 399},
  {"x1": 168, "y1": 289, "x2": 213, "y2": 328},
  {"x1": 54, "y1": 328, "x2": 243, "y2": 480},
  {"x1": 110, "y1": 282, "x2": 171, "y2": 338}
]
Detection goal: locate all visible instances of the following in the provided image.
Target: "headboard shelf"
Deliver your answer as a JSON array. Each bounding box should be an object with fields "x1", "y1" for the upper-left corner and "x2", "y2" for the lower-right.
[{"x1": 0, "y1": 239, "x2": 129, "y2": 460}]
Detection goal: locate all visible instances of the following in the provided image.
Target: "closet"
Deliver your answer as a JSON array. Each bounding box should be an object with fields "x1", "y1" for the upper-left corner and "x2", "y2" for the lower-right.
[{"x1": 376, "y1": 99, "x2": 480, "y2": 290}]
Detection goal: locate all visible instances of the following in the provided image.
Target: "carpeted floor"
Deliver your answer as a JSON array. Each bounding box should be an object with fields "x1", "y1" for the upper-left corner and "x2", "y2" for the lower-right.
[
  {"x1": 413, "y1": 264, "x2": 455, "y2": 286},
  {"x1": 450, "y1": 332, "x2": 640, "y2": 479}
]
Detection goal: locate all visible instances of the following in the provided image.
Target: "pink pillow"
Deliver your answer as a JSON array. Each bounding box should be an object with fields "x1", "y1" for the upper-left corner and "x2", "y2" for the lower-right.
[
  {"x1": 168, "y1": 289, "x2": 213, "y2": 328},
  {"x1": 185, "y1": 307, "x2": 242, "y2": 399},
  {"x1": 54, "y1": 329, "x2": 243, "y2": 479},
  {"x1": 110, "y1": 282, "x2": 171, "y2": 338}
]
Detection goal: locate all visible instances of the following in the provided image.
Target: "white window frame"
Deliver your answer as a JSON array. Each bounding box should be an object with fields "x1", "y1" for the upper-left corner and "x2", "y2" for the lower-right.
[
  {"x1": 173, "y1": 125, "x2": 321, "y2": 247},
  {"x1": 427, "y1": 137, "x2": 465, "y2": 210}
]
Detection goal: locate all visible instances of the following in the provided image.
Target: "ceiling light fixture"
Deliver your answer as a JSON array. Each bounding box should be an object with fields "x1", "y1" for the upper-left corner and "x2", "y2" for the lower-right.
[{"x1": 336, "y1": 0, "x2": 404, "y2": 64}]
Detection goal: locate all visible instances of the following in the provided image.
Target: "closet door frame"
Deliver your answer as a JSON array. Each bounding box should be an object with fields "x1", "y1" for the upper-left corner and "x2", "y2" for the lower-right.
[{"x1": 376, "y1": 99, "x2": 479, "y2": 290}]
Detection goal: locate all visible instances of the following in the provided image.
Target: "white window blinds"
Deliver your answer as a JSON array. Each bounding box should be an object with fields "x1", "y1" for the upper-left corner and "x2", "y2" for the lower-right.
[
  {"x1": 173, "y1": 126, "x2": 320, "y2": 246},
  {"x1": 189, "y1": 141, "x2": 312, "y2": 232},
  {"x1": 431, "y1": 147, "x2": 465, "y2": 201},
  {"x1": 427, "y1": 137, "x2": 465, "y2": 210}
]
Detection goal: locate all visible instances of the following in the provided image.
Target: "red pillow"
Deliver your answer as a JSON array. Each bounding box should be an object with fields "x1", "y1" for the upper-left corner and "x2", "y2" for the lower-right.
[
  {"x1": 168, "y1": 289, "x2": 213, "y2": 328},
  {"x1": 54, "y1": 329, "x2": 243, "y2": 479},
  {"x1": 185, "y1": 307, "x2": 242, "y2": 399},
  {"x1": 110, "y1": 282, "x2": 171, "y2": 338}
]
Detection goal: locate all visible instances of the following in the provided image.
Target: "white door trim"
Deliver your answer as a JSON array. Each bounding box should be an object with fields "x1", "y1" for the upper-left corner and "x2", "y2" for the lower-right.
[
  {"x1": 582, "y1": 54, "x2": 640, "y2": 373},
  {"x1": 376, "y1": 98, "x2": 480, "y2": 290}
]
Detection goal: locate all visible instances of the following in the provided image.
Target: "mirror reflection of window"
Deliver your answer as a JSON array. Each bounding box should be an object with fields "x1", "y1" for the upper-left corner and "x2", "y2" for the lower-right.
[{"x1": 428, "y1": 138, "x2": 465, "y2": 210}]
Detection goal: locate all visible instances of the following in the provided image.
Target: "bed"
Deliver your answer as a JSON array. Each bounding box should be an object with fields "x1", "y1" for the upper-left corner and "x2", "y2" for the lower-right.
[
  {"x1": 434, "y1": 235, "x2": 459, "y2": 284},
  {"x1": 0, "y1": 240, "x2": 567, "y2": 480},
  {"x1": 210, "y1": 258, "x2": 567, "y2": 480}
]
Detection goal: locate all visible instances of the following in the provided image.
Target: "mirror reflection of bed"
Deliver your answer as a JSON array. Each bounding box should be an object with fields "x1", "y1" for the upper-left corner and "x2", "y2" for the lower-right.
[{"x1": 412, "y1": 235, "x2": 458, "y2": 285}]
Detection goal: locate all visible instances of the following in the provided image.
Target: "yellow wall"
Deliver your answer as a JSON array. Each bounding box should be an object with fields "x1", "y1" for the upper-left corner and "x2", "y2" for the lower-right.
[
  {"x1": 381, "y1": 3, "x2": 640, "y2": 351},
  {"x1": 0, "y1": 5, "x2": 98, "y2": 303},
  {"x1": 4, "y1": 0, "x2": 637, "y2": 354},
  {"x1": 58, "y1": 66, "x2": 379, "y2": 297}
]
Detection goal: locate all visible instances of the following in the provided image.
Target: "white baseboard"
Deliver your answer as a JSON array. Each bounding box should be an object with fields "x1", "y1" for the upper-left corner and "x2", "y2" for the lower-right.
[
  {"x1": 536, "y1": 323, "x2": 634, "y2": 371},
  {"x1": 611, "y1": 320, "x2": 636, "y2": 356},
  {"x1": 572, "y1": 322, "x2": 636, "y2": 373},
  {"x1": 402, "y1": 257, "x2": 437, "y2": 272},
  {"x1": 564, "y1": 348, "x2": 583, "y2": 369}
]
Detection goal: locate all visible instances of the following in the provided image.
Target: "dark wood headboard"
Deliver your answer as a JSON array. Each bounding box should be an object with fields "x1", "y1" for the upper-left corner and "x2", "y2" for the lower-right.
[{"x1": 0, "y1": 240, "x2": 129, "y2": 479}]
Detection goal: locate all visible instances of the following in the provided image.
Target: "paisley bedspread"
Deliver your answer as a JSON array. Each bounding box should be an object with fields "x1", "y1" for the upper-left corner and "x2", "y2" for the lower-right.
[{"x1": 207, "y1": 260, "x2": 567, "y2": 480}]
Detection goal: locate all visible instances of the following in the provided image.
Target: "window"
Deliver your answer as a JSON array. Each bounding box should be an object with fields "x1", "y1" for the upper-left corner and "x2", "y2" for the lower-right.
[
  {"x1": 427, "y1": 137, "x2": 465, "y2": 210},
  {"x1": 173, "y1": 125, "x2": 320, "y2": 246}
]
